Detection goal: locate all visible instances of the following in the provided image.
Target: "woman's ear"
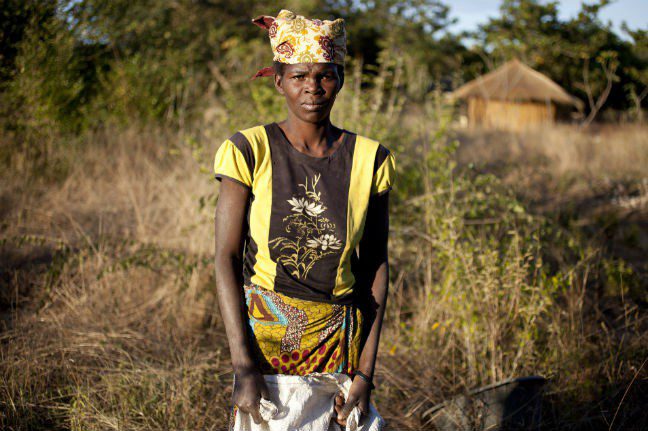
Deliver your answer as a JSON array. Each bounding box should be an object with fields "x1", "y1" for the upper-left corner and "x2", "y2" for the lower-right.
[
  {"x1": 337, "y1": 66, "x2": 345, "y2": 93},
  {"x1": 337, "y1": 77, "x2": 344, "y2": 93},
  {"x1": 274, "y1": 73, "x2": 285, "y2": 95}
]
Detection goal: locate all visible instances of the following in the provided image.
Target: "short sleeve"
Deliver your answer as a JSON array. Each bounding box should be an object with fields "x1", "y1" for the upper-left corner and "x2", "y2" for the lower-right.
[
  {"x1": 213, "y1": 133, "x2": 254, "y2": 188},
  {"x1": 370, "y1": 147, "x2": 396, "y2": 196}
]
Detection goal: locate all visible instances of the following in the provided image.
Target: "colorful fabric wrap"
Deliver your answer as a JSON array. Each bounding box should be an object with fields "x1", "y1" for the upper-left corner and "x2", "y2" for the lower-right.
[
  {"x1": 228, "y1": 283, "x2": 363, "y2": 429},
  {"x1": 251, "y1": 9, "x2": 347, "y2": 79}
]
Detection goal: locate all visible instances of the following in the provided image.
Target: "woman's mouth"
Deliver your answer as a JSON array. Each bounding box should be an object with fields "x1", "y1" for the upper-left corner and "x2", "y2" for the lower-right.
[{"x1": 302, "y1": 101, "x2": 327, "y2": 111}]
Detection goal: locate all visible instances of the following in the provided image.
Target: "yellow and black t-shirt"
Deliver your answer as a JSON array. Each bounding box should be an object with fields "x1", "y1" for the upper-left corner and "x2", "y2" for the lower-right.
[{"x1": 213, "y1": 123, "x2": 396, "y2": 305}]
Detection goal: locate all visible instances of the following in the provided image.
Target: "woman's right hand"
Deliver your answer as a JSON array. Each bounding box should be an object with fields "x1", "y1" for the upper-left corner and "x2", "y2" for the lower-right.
[{"x1": 232, "y1": 369, "x2": 271, "y2": 424}]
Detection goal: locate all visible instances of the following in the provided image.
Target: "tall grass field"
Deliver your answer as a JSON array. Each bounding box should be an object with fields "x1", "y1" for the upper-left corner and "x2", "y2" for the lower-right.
[{"x1": 1, "y1": 66, "x2": 647, "y2": 430}]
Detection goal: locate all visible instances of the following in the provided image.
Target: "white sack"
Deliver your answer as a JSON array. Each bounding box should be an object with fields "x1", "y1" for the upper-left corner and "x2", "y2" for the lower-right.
[{"x1": 232, "y1": 373, "x2": 384, "y2": 431}]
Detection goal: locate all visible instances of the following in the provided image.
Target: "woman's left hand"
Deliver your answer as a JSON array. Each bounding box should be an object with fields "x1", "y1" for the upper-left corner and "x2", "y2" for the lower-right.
[{"x1": 333, "y1": 375, "x2": 372, "y2": 427}]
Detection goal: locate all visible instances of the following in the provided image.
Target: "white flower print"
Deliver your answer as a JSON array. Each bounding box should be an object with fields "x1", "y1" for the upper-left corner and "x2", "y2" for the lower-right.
[
  {"x1": 304, "y1": 201, "x2": 325, "y2": 216},
  {"x1": 306, "y1": 234, "x2": 342, "y2": 251},
  {"x1": 288, "y1": 197, "x2": 308, "y2": 213},
  {"x1": 288, "y1": 197, "x2": 325, "y2": 216},
  {"x1": 269, "y1": 173, "x2": 343, "y2": 279}
]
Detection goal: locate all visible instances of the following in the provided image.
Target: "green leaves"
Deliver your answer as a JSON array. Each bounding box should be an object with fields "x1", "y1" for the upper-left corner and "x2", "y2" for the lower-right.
[{"x1": 470, "y1": 0, "x2": 645, "y2": 121}]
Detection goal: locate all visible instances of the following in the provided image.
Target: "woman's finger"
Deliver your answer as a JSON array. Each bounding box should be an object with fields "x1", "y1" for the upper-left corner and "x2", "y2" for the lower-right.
[
  {"x1": 333, "y1": 407, "x2": 347, "y2": 427},
  {"x1": 260, "y1": 384, "x2": 271, "y2": 401},
  {"x1": 249, "y1": 405, "x2": 264, "y2": 425},
  {"x1": 339, "y1": 396, "x2": 358, "y2": 419},
  {"x1": 333, "y1": 392, "x2": 347, "y2": 426},
  {"x1": 238, "y1": 400, "x2": 263, "y2": 425}
]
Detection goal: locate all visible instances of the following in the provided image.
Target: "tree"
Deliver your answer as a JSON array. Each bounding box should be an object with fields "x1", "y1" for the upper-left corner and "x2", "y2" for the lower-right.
[
  {"x1": 0, "y1": 0, "x2": 58, "y2": 84},
  {"x1": 468, "y1": 0, "x2": 645, "y2": 123},
  {"x1": 324, "y1": 0, "x2": 469, "y2": 100},
  {"x1": 473, "y1": 0, "x2": 564, "y2": 68},
  {"x1": 575, "y1": 50, "x2": 619, "y2": 126},
  {"x1": 621, "y1": 24, "x2": 647, "y2": 122}
]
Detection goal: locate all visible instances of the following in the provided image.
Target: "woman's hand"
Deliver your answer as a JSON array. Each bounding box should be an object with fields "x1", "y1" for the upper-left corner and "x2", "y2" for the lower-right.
[
  {"x1": 333, "y1": 376, "x2": 373, "y2": 427},
  {"x1": 232, "y1": 369, "x2": 271, "y2": 425}
]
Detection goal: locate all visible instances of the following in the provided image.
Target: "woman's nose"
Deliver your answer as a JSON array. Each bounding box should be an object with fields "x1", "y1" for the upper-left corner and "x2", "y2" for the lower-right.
[{"x1": 304, "y1": 77, "x2": 323, "y2": 94}]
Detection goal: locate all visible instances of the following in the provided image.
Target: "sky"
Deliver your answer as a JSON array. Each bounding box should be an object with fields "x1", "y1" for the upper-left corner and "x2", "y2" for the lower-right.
[{"x1": 447, "y1": 0, "x2": 647, "y2": 39}]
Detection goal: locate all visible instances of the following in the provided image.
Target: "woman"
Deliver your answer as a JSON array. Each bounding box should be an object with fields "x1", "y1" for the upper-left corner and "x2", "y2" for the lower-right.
[{"x1": 213, "y1": 9, "x2": 395, "y2": 429}]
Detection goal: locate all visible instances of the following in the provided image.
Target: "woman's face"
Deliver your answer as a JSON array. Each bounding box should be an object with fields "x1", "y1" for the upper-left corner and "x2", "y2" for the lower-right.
[{"x1": 274, "y1": 63, "x2": 342, "y2": 124}]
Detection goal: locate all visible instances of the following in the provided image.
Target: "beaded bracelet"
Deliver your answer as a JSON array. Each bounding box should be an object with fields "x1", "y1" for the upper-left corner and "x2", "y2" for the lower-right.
[{"x1": 353, "y1": 370, "x2": 375, "y2": 389}]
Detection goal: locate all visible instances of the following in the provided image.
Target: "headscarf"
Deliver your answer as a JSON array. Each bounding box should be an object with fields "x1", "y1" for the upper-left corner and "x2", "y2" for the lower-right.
[{"x1": 251, "y1": 9, "x2": 346, "y2": 79}]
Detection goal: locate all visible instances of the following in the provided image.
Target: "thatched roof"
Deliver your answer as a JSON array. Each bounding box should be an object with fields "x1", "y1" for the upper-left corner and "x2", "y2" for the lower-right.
[{"x1": 451, "y1": 59, "x2": 583, "y2": 108}]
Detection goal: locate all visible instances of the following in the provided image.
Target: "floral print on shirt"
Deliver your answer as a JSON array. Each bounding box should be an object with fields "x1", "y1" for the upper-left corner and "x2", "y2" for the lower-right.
[{"x1": 269, "y1": 173, "x2": 343, "y2": 279}]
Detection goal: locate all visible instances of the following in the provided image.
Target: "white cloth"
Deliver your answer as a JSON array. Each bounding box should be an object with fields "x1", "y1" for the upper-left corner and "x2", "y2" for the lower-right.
[{"x1": 232, "y1": 373, "x2": 384, "y2": 431}]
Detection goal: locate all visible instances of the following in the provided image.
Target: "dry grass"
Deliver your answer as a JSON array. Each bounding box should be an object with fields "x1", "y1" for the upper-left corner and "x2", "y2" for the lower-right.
[
  {"x1": 455, "y1": 124, "x2": 648, "y2": 217},
  {"x1": 1, "y1": 121, "x2": 647, "y2": 430},
  {"x1": 456, "y1": 123, "x2": 648, "y2": 284},
  {"x1": 1, "y1": 126, "x2": 230, "y2": 430},
  {"x1": 456, "y1": 124, "x2": 648, "y2": 180}
]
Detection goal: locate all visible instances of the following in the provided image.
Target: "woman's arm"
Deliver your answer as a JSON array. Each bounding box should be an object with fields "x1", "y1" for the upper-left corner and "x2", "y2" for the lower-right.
[
  {"x1": 336, "y1": 191, "x2": 390, "y2": 423},
  {"x1": 214, "y1": 178, "x2": 269, "y2": 424},
  {"x1": 356, "y1": 191, "x2": 390, "y2": 380}
]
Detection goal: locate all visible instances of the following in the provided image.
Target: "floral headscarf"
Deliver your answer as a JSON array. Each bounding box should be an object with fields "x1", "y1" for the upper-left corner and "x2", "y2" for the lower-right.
[{"x1": 251, "y1": 9, "x2": 346, "y2": 78}]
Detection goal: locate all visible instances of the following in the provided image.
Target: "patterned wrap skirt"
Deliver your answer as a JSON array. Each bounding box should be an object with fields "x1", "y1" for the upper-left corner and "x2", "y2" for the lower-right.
[{"x1": 228, "y1": 283, "x2": 364, "y2": 429}]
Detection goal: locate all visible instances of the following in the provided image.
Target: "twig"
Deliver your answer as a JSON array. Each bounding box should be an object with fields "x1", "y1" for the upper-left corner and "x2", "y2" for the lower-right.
[{"x1": 608, "y1": 356, "x2": 647, "y2": 431}]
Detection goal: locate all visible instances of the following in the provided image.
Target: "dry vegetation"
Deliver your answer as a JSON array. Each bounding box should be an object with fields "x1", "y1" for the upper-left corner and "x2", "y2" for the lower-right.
[
  {"x1": 457, "y1": 124, "x2": 648, "y2": 286},
  {"x1": 457, "y1": 124, "x2": 648, "y2": 180},
  {"x1": 1, "y1": 113, "x2": 647, "y2": 430},
  {"x1": 1, "y1": 127, "x2": 229, "y2": 430},
  {"x1": 2, "y1": 2, "x2": 646, "y2": 429}
]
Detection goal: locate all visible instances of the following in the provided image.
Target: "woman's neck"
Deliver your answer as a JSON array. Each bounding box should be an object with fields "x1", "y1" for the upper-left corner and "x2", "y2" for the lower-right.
[{"x1": 278, "y1": 115, "x2": 343, "y2": 157}]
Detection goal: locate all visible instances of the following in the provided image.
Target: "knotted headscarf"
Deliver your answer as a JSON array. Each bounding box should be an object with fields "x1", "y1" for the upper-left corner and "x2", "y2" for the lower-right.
[{"x1": 251, "y1": 9, "x2": 347, "y2": 79}]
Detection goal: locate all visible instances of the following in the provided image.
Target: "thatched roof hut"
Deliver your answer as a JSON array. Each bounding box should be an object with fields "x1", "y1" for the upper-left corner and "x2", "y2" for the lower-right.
[{"x1": 450, "y1": 59, "x2": 583, "y2": 131}]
